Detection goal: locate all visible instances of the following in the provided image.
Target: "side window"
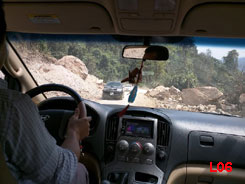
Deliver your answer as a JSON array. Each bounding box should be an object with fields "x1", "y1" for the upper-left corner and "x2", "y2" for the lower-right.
[{"x1": 0, "y1": 70, "x2": 4, "y2": 79}]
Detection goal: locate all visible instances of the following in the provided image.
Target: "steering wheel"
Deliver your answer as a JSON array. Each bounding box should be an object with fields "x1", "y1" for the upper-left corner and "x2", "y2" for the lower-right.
[{"x1": 25, "y1": 83, "x2": 87, "y2": 145}]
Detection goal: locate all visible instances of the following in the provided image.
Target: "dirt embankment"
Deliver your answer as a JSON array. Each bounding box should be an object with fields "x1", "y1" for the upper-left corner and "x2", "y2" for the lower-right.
[{"x1": 21, "y1": 50, "x2": 103, "y2": 100}]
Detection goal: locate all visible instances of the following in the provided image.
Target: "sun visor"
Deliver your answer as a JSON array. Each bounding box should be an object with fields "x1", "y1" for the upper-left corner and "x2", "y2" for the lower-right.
[
  {"x1": 181, "y1": 3, "x2": 245, "y2": 38},
  {"x1": 3, "y1": 3, "x2": 114, "y2": 34}
]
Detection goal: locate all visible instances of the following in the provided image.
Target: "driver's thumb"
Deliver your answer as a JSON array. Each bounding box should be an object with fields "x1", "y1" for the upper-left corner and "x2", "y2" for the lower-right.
[
  {"x1": 78, "y1": 101, "x2": 87, "y2": 118},
  {"x1": 73, "y1": 108, "x2": 79, "y2": 119}
]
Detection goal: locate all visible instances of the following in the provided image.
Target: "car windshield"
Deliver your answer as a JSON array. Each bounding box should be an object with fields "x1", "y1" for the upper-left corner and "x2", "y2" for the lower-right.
[
  {"x1": 106, "y1": 82, "x2": 121, "y2": 86},
  {"x1": 8, "y1": 32, "x2": 245, "y2": 118}
]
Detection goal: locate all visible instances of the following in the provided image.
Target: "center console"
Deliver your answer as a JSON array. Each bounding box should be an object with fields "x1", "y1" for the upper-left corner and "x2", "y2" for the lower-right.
[{"x1": 104, "y1": 115, "x2": 164, "y2": 184}]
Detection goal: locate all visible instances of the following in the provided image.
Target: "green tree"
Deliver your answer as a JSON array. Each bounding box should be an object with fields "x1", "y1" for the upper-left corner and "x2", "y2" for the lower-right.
[{"x1": 223, "y1": 50, "x2": 239, "y2": 71}]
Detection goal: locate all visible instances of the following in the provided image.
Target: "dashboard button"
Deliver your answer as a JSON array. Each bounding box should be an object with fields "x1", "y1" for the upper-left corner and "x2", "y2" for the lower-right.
[
  {"x1": 145, "y1": 159, "x2": 153, "y2": 165},
  {"x1": 157, "y1": 150, "x2": 166, "y2": 160},
  {"x1": 143, "y1": 143, "x2": 155, "y2": 155},
  {"x1": 117, "y1": 140, "x2": 129, "y2": 152},
  {"x1": 129, "y1": 142, "x2": 142, "y2": 154},
  {"x1": 132, "y1": 157, "x2": 140, "y2": 163},
  {"x1": 118, "y1": 156, "x2": 126, "y2": 161}
]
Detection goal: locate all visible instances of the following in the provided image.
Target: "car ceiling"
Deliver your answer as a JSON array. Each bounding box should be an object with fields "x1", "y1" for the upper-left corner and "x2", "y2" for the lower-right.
[{"x1": 3, "y1": 0, "x2": 245, "y2": 38}]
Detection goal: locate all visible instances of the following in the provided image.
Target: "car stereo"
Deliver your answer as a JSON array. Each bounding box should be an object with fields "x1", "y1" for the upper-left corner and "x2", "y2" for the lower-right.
[{"x1": 115, "y1": 116, "x2": 158, "y2": 164}]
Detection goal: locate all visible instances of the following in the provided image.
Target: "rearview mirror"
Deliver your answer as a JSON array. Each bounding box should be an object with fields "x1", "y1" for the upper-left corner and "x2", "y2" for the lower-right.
[{"x1": 122, "y1": 45, "x2": 169, "y2": 61}]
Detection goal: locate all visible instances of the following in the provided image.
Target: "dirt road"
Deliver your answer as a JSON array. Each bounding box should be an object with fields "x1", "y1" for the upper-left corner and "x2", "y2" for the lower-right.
[{"x1": 97, "y1": 88, "x2": 156, "y2": 107}]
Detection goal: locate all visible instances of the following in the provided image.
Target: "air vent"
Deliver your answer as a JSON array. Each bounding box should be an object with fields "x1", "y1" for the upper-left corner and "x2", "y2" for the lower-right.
[
  {"x1": 106, "y1": 116, "x2": 119, "y2": 141},
  {"x1": 157, "y1": 120, "x2": 170, "y2": 147},
  {"x1": 105, "y1": 115, "x2": 119, "y2": 164}
]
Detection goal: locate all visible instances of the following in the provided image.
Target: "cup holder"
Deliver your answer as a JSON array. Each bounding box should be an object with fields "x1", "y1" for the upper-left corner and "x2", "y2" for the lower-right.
[{"x1": 135, "y1": 172, "x2": 158, "y2": 184}]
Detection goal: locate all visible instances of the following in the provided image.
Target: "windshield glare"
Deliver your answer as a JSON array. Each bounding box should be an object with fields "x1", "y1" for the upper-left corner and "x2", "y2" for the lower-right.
[
  {"x1": 8, "y1": 33, "x2": 245, "y2": 118},
  {"x1": 106, "y1": 82, "x2": 122, "y2": 87}
]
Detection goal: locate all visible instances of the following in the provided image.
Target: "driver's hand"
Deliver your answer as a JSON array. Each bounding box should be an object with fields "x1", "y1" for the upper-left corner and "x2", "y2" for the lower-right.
[{"x1": 67, "y1": 102, "x2": 91, "y2": 141}]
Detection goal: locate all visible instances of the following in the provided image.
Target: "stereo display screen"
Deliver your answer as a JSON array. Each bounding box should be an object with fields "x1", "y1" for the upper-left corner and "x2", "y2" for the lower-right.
[{"x1": 124, "y1": 120, "x2": 153, "y2": 138}]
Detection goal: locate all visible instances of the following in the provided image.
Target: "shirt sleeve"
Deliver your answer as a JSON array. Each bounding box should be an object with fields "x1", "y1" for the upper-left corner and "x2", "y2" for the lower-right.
[{"x1": 2, "y1": 93, "x2": 78, "y2": 184}]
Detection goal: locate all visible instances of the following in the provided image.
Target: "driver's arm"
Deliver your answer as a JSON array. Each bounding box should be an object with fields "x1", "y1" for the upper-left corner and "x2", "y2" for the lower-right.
[{"x1": 0, "y1": 92, "x2": 86, "y2": 184}]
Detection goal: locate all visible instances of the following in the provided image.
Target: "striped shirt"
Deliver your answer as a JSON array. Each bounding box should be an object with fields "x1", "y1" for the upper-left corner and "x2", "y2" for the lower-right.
[{"x1": 0, "y1": 79, "x2": 79, "y2": 184}]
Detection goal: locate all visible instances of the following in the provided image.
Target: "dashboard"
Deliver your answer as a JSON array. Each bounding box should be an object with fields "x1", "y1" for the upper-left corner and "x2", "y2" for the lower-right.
[
  {"x1": 104, "y1": 115, "x2": 168, "y2": 184},
  {"x1": 38, "y1": 97, "x2": 245, "y2": 184}
]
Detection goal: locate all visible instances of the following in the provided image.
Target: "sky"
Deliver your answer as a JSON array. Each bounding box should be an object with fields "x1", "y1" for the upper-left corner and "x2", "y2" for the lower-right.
[{"x1": 196, "y1": 46, "x2": 245, "y2": 60}]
